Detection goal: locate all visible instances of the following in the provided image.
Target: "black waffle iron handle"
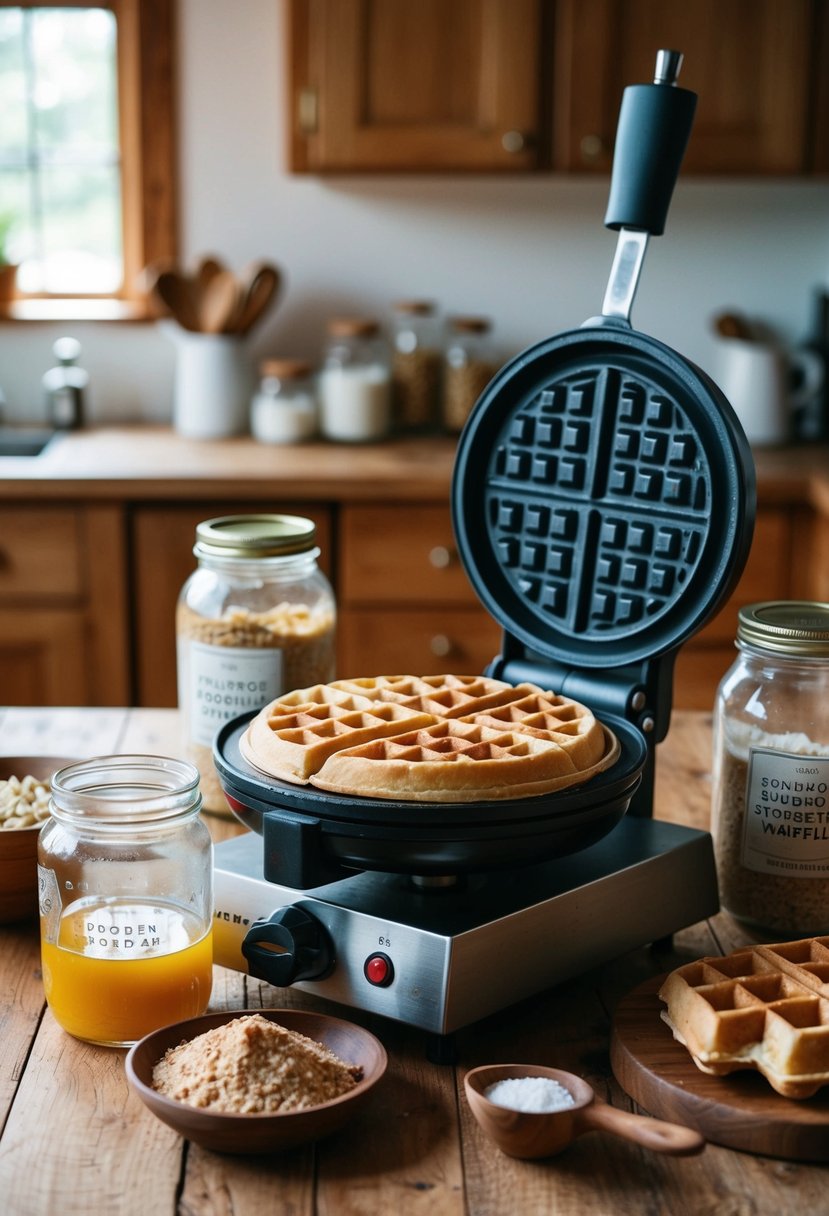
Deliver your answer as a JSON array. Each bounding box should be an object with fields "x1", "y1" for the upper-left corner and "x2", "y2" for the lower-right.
[
  {"x1": 488, "y1": 642, "x2": 673, "y2": 819},
  {"x1": 598, "y1": 50, "x2": 697, "y2": 327}
]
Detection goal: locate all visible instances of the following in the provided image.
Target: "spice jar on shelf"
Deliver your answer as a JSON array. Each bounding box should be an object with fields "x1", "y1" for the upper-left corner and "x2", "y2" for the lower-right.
[
  {"x1": 442, "y1": 316, "x2": 498, "y2": 434},
  {"x1": 250, "y1": 358, "x2": 317, "y2": 444},
  {"x1": 390, "y1": 300, "x2": 442, "y2": 433},
  {"x1": 176, "y1": 514, "x2": 336, "y2": 816},
  {"x1": 318, "y1": 317, "x2": 391, "y2": 442},
  {"x1": 711, "y1": 601, "x2": 829, "y2": 936},
  {"x1": 38, "y1": 755, "x2": 213, "y2": 1047}
]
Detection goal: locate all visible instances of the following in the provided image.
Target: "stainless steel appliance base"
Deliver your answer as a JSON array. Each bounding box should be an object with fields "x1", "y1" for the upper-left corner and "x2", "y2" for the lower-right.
[{"x1": 213, "y1": 817, "x2": 718, "y2": 1035}]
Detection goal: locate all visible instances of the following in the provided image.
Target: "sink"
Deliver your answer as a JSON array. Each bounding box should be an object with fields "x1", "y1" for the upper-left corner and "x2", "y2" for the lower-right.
[{"x1": 0, "y1": 428, "x2": 57, "y2": 457}]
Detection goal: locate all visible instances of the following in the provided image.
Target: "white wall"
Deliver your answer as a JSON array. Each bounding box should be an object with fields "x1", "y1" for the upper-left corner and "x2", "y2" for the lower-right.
[{"x1": 1, "y1": 0, "x2": 828, "y2": 424}]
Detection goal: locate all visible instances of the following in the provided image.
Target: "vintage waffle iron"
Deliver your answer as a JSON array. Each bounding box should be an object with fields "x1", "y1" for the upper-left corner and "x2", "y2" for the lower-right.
[{"x1": 212, "y1": 51, "x2": 756, "y2": 1043}]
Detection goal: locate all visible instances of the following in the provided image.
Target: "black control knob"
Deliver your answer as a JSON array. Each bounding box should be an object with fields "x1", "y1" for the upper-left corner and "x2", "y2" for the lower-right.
[{"x1": 241, "y1": 905, "x2": 333, "y2": 986}]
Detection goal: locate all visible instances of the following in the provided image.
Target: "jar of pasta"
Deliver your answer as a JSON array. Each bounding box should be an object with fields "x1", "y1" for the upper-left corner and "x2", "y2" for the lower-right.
[
  {"x1": 711, "y1": 601, "x2": 829, "y2": 936},
  {"x1": 176, "y1": 514, "x2": 336, "y2": 815}
]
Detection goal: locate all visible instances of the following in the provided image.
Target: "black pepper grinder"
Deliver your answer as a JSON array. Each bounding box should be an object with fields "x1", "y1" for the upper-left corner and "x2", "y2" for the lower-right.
[{"x1": 43, "y1": 336, "x2": 88, "y2": 429}]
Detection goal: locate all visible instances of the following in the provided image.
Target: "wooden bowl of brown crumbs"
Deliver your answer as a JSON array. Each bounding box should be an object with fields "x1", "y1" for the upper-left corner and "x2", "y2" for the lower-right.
[{"x1": 125, "y1": 1009, "x2": 388, "y2": 1154}]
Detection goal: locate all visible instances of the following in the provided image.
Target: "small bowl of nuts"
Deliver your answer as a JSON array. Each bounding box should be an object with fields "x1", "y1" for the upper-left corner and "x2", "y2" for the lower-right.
[{"x1": 0, "y1": 757, "x2": 73, "y2": 924}]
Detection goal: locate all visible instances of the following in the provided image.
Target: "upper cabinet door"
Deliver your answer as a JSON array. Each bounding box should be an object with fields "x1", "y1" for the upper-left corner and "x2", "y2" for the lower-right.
[
  {"x1": 289, "y1": 0, "x2": 543, "y2": 171},
  {"x1": 552, "y1": 0, "x2": 826, "y2": 174}
]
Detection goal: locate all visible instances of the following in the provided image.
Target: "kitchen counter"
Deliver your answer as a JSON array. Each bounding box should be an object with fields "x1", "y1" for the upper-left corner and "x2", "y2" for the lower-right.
[
  {"x1": 0, "y1": 426, "x2": 459, "y2": 502},
  {"x1": 0, "y1": 424, "x2": 827, "y2": 504},
  {"x1": 1, "y1": 706, "x2": 826, "y2": 1216}
]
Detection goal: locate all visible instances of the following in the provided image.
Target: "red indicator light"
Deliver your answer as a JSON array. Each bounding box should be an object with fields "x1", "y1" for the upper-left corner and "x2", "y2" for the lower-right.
[{"x1": 364, "y1": 953, "x2": 394, "y2": 987}]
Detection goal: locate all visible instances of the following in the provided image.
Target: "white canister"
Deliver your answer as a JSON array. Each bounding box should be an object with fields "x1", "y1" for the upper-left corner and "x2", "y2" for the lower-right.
[
  {"x1": 251, "y1": 358, "x2": 318, "y2": 443},
  {"x1": 318, "y1": 317, "x2": 391, "y2": 442},
  {"x1": 713, "y1": 337, "x2": 824, "y2": 447},
  {"x1": 163, "y1": 323, "x2": 254, "y2": 439}
]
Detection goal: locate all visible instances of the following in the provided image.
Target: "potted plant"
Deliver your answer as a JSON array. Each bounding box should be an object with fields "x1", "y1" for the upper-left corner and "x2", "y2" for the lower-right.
[{"x1": 0, "y1": 211, "x2": 19, "y2": 303}]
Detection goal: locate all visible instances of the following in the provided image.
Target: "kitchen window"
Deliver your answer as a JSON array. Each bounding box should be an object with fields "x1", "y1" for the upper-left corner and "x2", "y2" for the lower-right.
[{"x1": 0, "y1": 0, "x2": 176, "y2": 319}]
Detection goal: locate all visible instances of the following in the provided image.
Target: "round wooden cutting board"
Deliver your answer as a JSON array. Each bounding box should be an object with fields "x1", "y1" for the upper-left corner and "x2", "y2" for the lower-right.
[{"x1": 611, "y1": 976, "x2": 829, "y2": 1161}]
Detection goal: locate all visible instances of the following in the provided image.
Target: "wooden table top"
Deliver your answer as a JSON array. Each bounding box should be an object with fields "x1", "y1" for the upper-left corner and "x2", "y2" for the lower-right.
[{"x1": 0, "y1": 707, "x2": 826, "y2": 1215}]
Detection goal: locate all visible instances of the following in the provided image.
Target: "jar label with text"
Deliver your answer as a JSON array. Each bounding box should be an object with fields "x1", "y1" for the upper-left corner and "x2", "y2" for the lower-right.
[
  {"x1": 184, "y1": 641, "x2": 283, "y2": 746},
  {"x1": 38, "y1": 864, "x2": 62, "y2": 943},
  {"x1": 740, "y1": 747, "x2": 829, "y2": 877}
]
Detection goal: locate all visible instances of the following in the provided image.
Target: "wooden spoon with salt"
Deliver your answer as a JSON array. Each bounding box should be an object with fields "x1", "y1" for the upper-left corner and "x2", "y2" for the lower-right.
[{"x1": 464, "y1": 1064, "x2": 705, "y2": 1159}]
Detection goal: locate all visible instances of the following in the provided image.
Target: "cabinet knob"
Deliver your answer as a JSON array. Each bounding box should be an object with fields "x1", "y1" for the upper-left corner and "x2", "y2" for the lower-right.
[
  {"x1": 429, "y1": 545, "x2": 455, "y2": 569},
  {"x1": 579, "y1": 133, "x2": 606, "y2": 164},
  {"x1": 430, "y1": 634, "x2": 454, "y2": 658},
  {"x1": 501, "y1": 130, "x2": 530, "y2": 154}
]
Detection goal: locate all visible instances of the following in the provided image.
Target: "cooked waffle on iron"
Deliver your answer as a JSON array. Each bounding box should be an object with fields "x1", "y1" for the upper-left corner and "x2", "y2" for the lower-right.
[
  {"x1": 658, "y1": 937, "x2": 829, "y2": 1099},
  {"x1": 242, "y1": 674, "x2": 618, "y2": 802}
]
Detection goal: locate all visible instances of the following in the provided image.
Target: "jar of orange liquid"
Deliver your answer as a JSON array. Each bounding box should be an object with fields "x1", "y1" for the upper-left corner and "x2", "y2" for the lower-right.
[{"x1": 38, "y1": 755, "x2": 213, "y2": 1047}]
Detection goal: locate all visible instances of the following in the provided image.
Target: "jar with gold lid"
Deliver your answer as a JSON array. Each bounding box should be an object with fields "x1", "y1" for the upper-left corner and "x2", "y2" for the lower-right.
[
  {"x1": 711, "y1": 601, "x2": 829, "y2": 935},
  {"x1": 176, "y1": 514, "x2": 336, "y2": 815}
]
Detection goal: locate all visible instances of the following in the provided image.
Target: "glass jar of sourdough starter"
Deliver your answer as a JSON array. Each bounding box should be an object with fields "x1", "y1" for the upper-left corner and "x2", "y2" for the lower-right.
[
  {"x1": 176, "y1": 514, "x2": 336, "y2": 814},
  {"x1": 38, "y1": 755, "x2": 212, "y2": 1047},
  {"x1": 712, "y1": 601, "x2": 829, "y2": 935}
]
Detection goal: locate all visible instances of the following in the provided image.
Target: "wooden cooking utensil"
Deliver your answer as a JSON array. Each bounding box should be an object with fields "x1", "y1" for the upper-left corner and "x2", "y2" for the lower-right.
[
  {"x1": 199, "y1": 269, "x2": 242, "y2": 334},
  {"x1": 713, "y1": 311, "x2": 754, "y2": 340},
  {"x1": 152, "y1": 270, "x2": 201, "y2": 332},
  {"x1": 234, "y1": 262, "x2": 281, "y2": 335},
  {"x1": 464, "y1": 1064, "x2": 705, "y2": 1159},
  {"x1": 193, "y1": 254, "x2": 226, "y2": 295}
]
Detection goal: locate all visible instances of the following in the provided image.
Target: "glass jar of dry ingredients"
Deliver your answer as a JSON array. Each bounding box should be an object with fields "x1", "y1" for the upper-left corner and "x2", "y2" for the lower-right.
[
  {"x1": 712, "y1": 601, "x2": 829, "y2": 936},
  {"x1": 318, "y1": 317, "x2": 391, "y2": 442},
  {"x1": 176, "y1": 514, "x2": 336, "y2": 815},
  {"x1": 250, "y1": 358, "x2": 317, "y2": 444},
  {"x1": 38, "y1": 755, "x2": 212, "y2": 1047},
  {"x1": 391, "y1": 300, "x2": 442, "y2": 433},
  {"x1": 442, "y1": 316, "x2": 497, "y2": 434}
]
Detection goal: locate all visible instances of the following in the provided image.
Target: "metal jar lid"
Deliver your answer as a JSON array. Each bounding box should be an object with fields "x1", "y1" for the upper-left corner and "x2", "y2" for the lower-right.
[
  {"x1": 737, "y1": 601, "x2": 829, "y2": 657},
  {"x1": 194, "y1": 514, "x2": 317, "y2": 559}
]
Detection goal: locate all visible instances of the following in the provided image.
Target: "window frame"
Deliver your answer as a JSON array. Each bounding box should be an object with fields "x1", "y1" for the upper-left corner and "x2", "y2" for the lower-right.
[{"x1": 0, "y1": 0, "x2": 177, "y2": 318}]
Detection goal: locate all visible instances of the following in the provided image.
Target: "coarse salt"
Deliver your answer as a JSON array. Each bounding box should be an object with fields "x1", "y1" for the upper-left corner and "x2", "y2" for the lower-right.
[{"x1": 484, "y1": 1076, "x2": 575, "y2": 1113}]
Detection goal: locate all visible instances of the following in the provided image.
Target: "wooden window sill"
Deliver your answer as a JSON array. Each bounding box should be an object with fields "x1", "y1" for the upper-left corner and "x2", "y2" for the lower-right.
[{"x1": 0, "y1": 299, "x2": 154, "y2": 323}]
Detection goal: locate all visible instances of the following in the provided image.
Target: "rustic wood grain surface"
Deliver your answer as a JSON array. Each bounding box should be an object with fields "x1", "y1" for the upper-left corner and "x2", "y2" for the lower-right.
[{"x1": 0, "y1": 707, "x2": 827, "y2": 1214}]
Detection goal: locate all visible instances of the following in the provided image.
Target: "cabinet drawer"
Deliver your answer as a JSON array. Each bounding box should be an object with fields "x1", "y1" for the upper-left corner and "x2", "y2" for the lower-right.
[
  {"x1": 693, "y1": 508, "x2": 791, "y2": 644},
  {"x1": 0, "y1": 608, "x2": 89, "y2": 704},
  {"x1": 674, "y1": 643, "x2": 735, "y2": 711},
  {"x1": 0, "y1": 507, "x2": 82, "y2": 599},
  {"x1": 338, "y1": 608, "x2": 502, "y2": 678},
  {"x1": 340, "y1": 505, "x2": 477, "y2": 605}
]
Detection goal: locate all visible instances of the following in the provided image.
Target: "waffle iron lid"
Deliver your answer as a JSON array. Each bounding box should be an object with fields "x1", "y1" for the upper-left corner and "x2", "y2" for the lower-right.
[{"x1": 451, "y1": 324, "x2": 756, "y2": 668}]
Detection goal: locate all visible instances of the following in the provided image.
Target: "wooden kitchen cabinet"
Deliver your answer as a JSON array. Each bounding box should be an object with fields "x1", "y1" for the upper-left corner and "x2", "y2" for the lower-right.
[
  {"x1": 674, "y1": 506, "x2": 799, "y2": 709},
  {"x1": 290, "y1": 0, "x2": 829, "y2": 176},
  {"x1": 553, "y1": 0, "x2": 825, "y2": 174},
  {"x1": 0, "y1": 504, "x2": 129, "y2": 707},
  {"x1": 338, "y1": 503, "x2": 502, "y2": 675},
  {"x1": 289, "y1": 0, "x2": 544, "y2": 171}
]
